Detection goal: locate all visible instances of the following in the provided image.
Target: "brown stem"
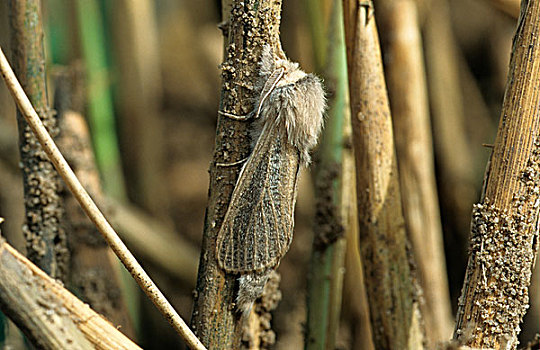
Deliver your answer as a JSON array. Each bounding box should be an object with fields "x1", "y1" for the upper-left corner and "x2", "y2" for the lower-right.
[
  {"x1": 375, "y1": 0, "x2": 453, "y2": 345},
  {"x1": 453, "y1": 2, "x2": 540, "y2": 348},
  {"x1": 8, "y1": 0, "x2": 68, "y2": 279},
  {"x1": 342, "y1": 1, "x2": 425, "y2": 348},
  {"x1": 190, "y1": 1, "x2": 284, "y2": 348},
  {"x1": 424, "y1": 0, "x2": 476, "y2": 283}
]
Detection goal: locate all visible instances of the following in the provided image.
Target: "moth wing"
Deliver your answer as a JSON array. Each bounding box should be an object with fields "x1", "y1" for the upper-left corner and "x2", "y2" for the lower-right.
[{"x1": 217, "y1": 118, "x2": 300, "y2": 273}]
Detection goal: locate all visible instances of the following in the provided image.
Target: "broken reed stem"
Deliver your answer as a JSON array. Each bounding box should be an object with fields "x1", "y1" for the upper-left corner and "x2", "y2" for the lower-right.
[
  {"x1": 0, "y1": 47, "x2": 206, "y2": 350},
  {"x1": 453, "y1": 2, "x2": 540, "y2": 348},
  {"x1": 0, "y1": 238, "x2": 141, "y2": 350},
  {"x1": 342, "y1": 1, "x2": 425, "y2": 348},
  {"x1": 378, "y1": 0, "x2": 452, "y2": 345}
]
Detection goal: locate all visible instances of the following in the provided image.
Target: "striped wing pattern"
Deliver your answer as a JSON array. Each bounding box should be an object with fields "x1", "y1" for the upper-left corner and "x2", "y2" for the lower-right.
[{"x1": 217, "y1": 118, "x2": 300, "y2": 273}]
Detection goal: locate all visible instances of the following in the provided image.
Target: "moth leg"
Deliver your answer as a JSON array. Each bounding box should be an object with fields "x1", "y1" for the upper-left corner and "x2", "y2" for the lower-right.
[
  {"x1": 215, "y1": 157, "x2": 248, "y2": 167},
  {"x1": 218, "y1": 110, "x2": 254, "y2": 121}
]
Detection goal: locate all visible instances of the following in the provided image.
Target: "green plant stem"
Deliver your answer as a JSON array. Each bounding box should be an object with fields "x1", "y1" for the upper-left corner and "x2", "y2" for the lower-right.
[
  {"x1": 75, "y1": 0, "x2": 126, "y2": 199},
  {"x1": 305, "y1": 1, "x2": 349, "y2": 349},
  {"x1": 74, "y1": 0, "x2": 139, "y2": 333},
  {"x1": 46, "y1": 0, "x2": 73, "y2": 64}
]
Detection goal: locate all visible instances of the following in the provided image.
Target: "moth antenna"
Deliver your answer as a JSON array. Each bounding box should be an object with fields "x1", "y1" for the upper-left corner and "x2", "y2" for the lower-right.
[{"x1": 253, "y1": 67, "x2": 285, "y2": 120}]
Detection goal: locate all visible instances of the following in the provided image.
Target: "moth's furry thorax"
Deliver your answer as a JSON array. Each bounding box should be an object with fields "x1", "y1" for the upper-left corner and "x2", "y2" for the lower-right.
[{"x1": 253, "y1": 49, "x2": 326, "y2": 165}]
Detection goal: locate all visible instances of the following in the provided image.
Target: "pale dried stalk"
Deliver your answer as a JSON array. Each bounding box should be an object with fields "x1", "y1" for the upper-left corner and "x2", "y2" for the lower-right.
[
  {"x1": 424, "y1": 0, "x2": 477, "y2": 259},
  {"x1": 453, "y1": 1, "x2": 540, "y2": 348},
  {"x1": 484, "y1": 0, "x2": 520, "y2": 18},
  {"x1": 341, "y1": 132, "x2": 375, "y2": 350},
  {"x1": 342, "y1": 1, "x2": 425, "y2": 348},
  {"x1": 108, "y1": 200, "x2": 199, "y2": 285},
  {"x1": 381, "y1": 0, "x2": 452, "y2": 345},
  {"x1": 0, "y1": 46, "x2": 206, "y2": 350},
  {"x1": 0, "y1": 238, "x2": 141, "y2": 350},
  {"x1": 111, "y1": 0, "x2": 167, "y2": 217}
]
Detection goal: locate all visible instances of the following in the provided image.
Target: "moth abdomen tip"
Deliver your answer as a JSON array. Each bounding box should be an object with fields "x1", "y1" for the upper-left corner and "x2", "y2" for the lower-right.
[{"x1": 235, "y1": 270, "x2": 272, "y2": 316}]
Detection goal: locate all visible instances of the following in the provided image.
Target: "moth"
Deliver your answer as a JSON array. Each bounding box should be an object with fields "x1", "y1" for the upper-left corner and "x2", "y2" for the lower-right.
[{"x1": 216, "y1": 46, "x2": 326, "y2": 316}]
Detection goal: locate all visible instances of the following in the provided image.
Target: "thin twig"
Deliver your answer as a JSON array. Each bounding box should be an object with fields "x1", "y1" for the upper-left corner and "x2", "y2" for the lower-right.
[
  {"x1": 0, "y1": 122, "x2": 199, "y2": 284},
  {"x1": 0, "y1": 46, "x2": 206, "y2": 350}
]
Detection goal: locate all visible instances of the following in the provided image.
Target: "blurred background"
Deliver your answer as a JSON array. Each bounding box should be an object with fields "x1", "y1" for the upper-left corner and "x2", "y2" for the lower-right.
[{"x1": 0, "y1": 0, "x2": 537, "y2": 349}]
